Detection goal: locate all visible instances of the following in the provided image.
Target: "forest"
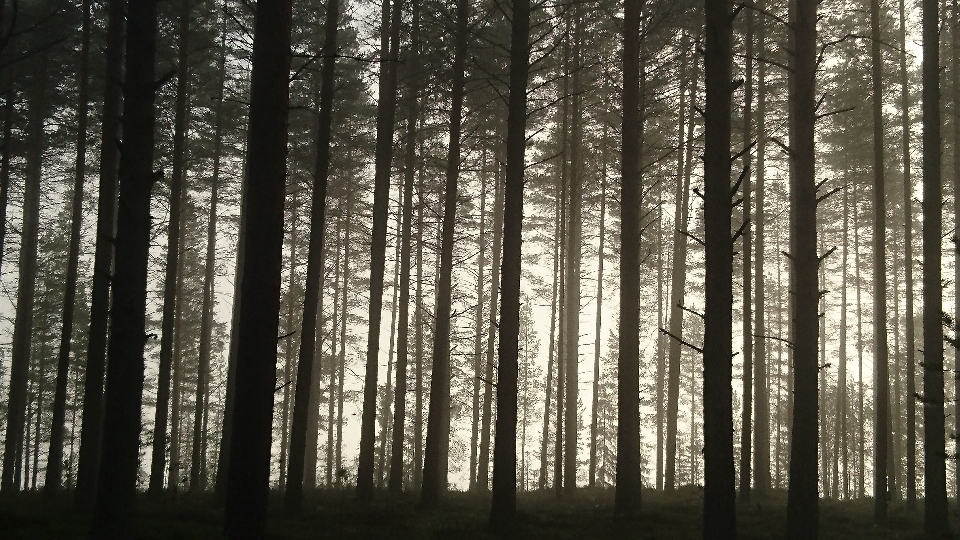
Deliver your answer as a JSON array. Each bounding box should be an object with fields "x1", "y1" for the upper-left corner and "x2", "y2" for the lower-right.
[{"x1": 0, "y1": 0, "x2": 955, "y2": 537}]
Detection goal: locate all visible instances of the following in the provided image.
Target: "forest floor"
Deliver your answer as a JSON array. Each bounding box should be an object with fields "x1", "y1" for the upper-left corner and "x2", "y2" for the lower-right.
[{"x1": 0, "y1": 485, "x2": 953, "y2": 539}]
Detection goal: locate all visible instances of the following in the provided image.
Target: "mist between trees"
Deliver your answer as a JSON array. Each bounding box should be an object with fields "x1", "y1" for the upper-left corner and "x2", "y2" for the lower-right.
[{"x1": 0, "y1": 0, "x2": 955, "y2": 538}]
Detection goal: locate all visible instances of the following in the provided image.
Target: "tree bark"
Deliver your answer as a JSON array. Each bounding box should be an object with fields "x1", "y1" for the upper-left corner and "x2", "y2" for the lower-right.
[
  {"x1": 357, "y1": 0, "x2": 404, "y2": 500},
  {"x1": 46, "y1": 0, "x2": 91, "y2": 495},
  {"x1": 470, "y1": 154, "x2": 486, "y2": 491},
  {"x1": 922, "y1": 0, "x2": 949, "y2": 529},
  {"x1": 148, "y1": 0, "x2": 191, "y2": 496},
  {"x1": 615, "y1": 0, "x2": 642, "y2": 516},
  {"x1": 488, "y1": 0, "x2": 529, "y2": 526},
  {"x1": 284, "y1": 0, "x2": 339, "y2": 509},
  {"x1": 421, "y1": 0, "x2": 467, "y2": 504},
  {"x1": 90, "y1": 0, "x2": 157, "y2": 533},
  {"x1": 589, "y1": 157, "x2": 606, "y2": 488},
  {"x1": 738, "y1": 4, "x2": 754, "y2": 504},
  {"x1": 540, "y1": 161, "x2": 560, "y2": 491},
  {"x1": 223, "y1": 0, "x2": 293, "y2": 535},
  {"x1": 784, "y1": 0, "x2": 819, "y2": 534}
]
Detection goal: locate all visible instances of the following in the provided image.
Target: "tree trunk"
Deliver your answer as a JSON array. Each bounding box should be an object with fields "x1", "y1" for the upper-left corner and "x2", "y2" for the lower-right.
[
  {"x1": 752, "y1": 7, "x2": 770, "y2": 494},
  {"x1": 279, "y1": 186, "x2": 300, "y2": 492},
  {"x1": 784, "y1": 0, "x2": 819, "y2": 534},
  {"x1": 421, "y1": 0, "x2": 467, "y2": 504},
  {"x1": 488, "y1": 0, "x2": 529, "y2": 526},
  {"x1": 898, "y1": 0, "x2": 916, "y2": 508},
  {"x1": 470, "y1": 154, "x2": 486, "y2": 491},
  {"x1": 478, "y1": 152, "x2": 504, "y2": 491},
  {"x1": 148, "y1": 0, "x2": 191, "y2": 496},
  {"x1": 738, "y1": 4, "x2": 754, "y2": 504},
  {"x1": 90, "y1": 0, "x2": 157, "y2": 532},
  {"x1": 615, "y1": 0, "x2": 642, "y2": 516},
  {"x1": 168, "y1": 233, "x2": 186, "y2": 494},
  {"x1": 922, "y1": 0, "x2": 948, "y2": 528},
  {"x1": 413, "y1": 157, "x2": 426, "y2": 489},
  {"x1": 222, "y1": 0, "x2": 293, "y2": 536},
  {"x1": 540, "y1": 162, "x2": 560, "y2": 491},
  {"x1": 357, "y1": 0, "x2": 404, "y2": 500},
  {"x1": 191, "y1": 28, "x2": 227, "y2": 495},
  {"x1": 855, "y1": 185, "x2": 865, "y2": 498},
  {"x1": 75, "y1": 0, "x2": 124, "y2": 507},
  {"x1": 703, "y1": 0, "x2": 735, "y2": 532},
  {"x1": 868, "y1": 0, "x2": 889, "y2": 518},
  {"x1": 1, "y1": 53, "x2": 46, "y2": 494},
  {"x1": 388, "y1": 0, "x2": 420, "y2": 492},
  {"x1": 378, "y1": 216, "x2": 401, "y2": 489},
  {"x1": 336, "y1": 193, "x2": 353, "y2": 486},
  {"x1": 666, "y1": 34, "x2": 699, "y2": 492},
  {"x1": 46, "y1": 0, "x2": 91, "y2": 495},
  {"x1": 284, "y1": 0, "x2": 339, "y2": 509},
  {"x1": 589, "y1": 157, "x2": 606, "y2": 488},
  {"x1": 951, "y1": 0, "x2": 960, "y2": 507}
]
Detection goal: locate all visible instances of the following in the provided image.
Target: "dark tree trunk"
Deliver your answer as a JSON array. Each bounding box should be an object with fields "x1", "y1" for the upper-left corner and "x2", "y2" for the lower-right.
[
  {"x1": 336, "y1": 193, "x2": 353, "y2": 486},
  {"x1": 738, "y1": 3, "x2": 754, "y2": 505},
  {"x1": 752, "y1": 6, "x2": 769, "y2": 495},
  {"x1": 921, "y1": 0, "x2": 948, "y2": 529},
  {"x1": 326, "y1": 215, "x2": 342, "y2": 486},
  {"x1": 478, "y1": 153, "x2": 504, "y2": 491},
  {"x1": 75, "y1": 0, "x2": 123, "y2": 507},
  {"x1": 589, "y1": 160, "x2": 606, "y2": 488},
  {"x1": 46, "y1": 0, "x2": 91, "y2": 495},
  {"x1": 784, "y1": 0, "x2": 819, "y2": 535},
  {"x1": 90, "y1": 0, "x2": 157, "y2": 533},
  {"x1": 0, "y1": 53, "x2": 46, "y2": 494},
  {"x1": 284, "y1": 0, "x2": 340, "y2": 510},
  {"x1": 540, "y1": 161, "x2": 560, "y2": 491},
  {"x1": 191, "y1": 30, "x2": 227, "y2": 494},
  {"x1": 837, "y1": 181, "x2": 848, "y2": 499},
  {"x1": 702, "y1": 0, "x2": 735, "y2": 533},
  {"x1": 869, "y1": 0, "x2": 889, "y2": 519},
  {"x1": 413, "y1": 162, "x2": 426, "y2": 489},
  {"x1": 615, "y1": 0, "x2": 642, "y2": 516},
  {"x1": 148, "y1": 0, "x2": 191, "y2": 496},
  {"x1": 951, "y1": 0, "x2": 960, "y2": 508},
  {"x1": 357, "y1": 0, "x2": 404, "y2": 500},
  {"x1": 899, "y1": 0, "x2": 915, "y2": 508},
  {"x1": 488, "y1": 0, "x2": 529, "y2": 527},
  {"x1": 168, "y1": 231, "x2": 187, "y2": 495},
  {"x1": 470, "y1": 152, "x2": 486, "y2": 491},
  {"x1": 222, "y1": 0, "x2": 293, "y2": 536}
]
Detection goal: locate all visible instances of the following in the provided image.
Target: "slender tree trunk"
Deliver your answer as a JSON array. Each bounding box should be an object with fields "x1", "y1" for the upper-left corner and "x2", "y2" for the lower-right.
[
  {"x1": 1, "y1": 54, "x2": 45, "y2": 494},
  {"x1": 168, "y1": 238, "x2": 186, "y2": 495},
  {"x1": 357, "y1": 0, "x2": 404, "y2": 499},
  {"x1": 148, "y1": 0, "x2": 191, "y2": 496},
  {"x1": 738, "y1": 3, "x2": 754, "y2": 504},
  {"x1": 540, "y1": 165, "x2": 560, "y2": 491},
  {"x1": 615, "y1": 0, "x2": 642, "y2": 516},
  {"x1": 488, "y1": 0, "x2": 529, "y2": 524},
  {"x1": 378, "y1": 219, "x2": 401, "y2": 489},
  {"x1": 666, "y1": 34, "x2": 699, "y2": 492},
  {"x1": 90, "y1": 0, "x2": 157, "y2": 532},
  {"x1": 589, "y1": 162, "x2": 606, "y2": 488},
  {"x1": 470, "y1": 156, "x2": 486, "y2": 491},
  {"x1": 784, "y1": 0, "x2": 819, "y2": 534},
  {"x1": 951, "y1": 0, "x2": 960, "y2": 507},
  {"x1": 336, "y1": 193, "x2": 353, "y2": 486},
  {"x1": 836, "y1": 181, "x2": 849, "y2": 500},
  {"x1": 478, "y1": 154, "x2": 504, "y2": 491},
  {"x1": 279, "y1": 188, "x2": 300, "y2": 492},
  {"x1": 855, "y1": 187, "x2": 865, "y2": 498},
  {"x1": 75, "y1": 0, "x2": 124, "y2": 507},
  {"x1": 752, "y1": 9, "x2": 770, "y2": 494},
  {"x1": 868, "y1": 0, "x2": 889, "y2": 519},
  {"x1": 421, "y1": 0, "x2": 467, "y2": 505},
  {"x1": 389, "y1": 0, "x2": 419, "y2": 492},
  {"x1": 46, "y1": 0, "x2": 91, "y2": 495},
  {"x1": 554, "y1": 37, "x2": 569, "y2": 497},
  {"x1": 922, "y1": 0, "x2": 948, "y2": 528},
  {"x1": 413, "y1": 158, "x2": 426, "y2": 489},
  {"x1": 284, "y1": 0, "x2": 339, "y2": 508},
  {"x1": 222, "y1": 0, "x2": 292, "y2": 535}
]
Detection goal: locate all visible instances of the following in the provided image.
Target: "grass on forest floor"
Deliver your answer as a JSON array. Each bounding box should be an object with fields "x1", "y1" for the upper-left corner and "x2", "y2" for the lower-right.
[{"x1": 0, "y1": 486, "x2": 952, "y2": 539}]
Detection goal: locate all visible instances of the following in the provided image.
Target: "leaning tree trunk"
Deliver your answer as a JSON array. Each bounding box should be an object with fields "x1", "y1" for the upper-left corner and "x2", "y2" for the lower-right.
[
  {"x1": 784, "y1": 0, "x2": 819, "y2": 535},
  {"x1": 223, "y1": 0, "x2": 293, "y2": 536},
  {"x1": 148, "y1": 0, "x2": 191, "y2": 496},
  {"x1": 90, "y1": 0, "x2": 157, "y2": 534},
  {"x1": 615, "y1": 0, "x2": 642, "y2": 516},
  {"x1": 46, "y1": 0, "x2": 91, "y2": 495},
  {"x1": 284, "y1": 0, "x2": 340, "y2": 510},
  {"x1": 869, "y1": 0, "x2": 889, "y2": 519},
  {"x1": 421, "y1": 0, "x2": 467, "y2": 505},
  {"x1": 0, "y1": 53, "x2": 46, "y2": 494},
  {"x1": 488, "y1": 0, "x2": 529, "y2": 527},
  {"x1": 357, "y1": 0, "x2": 404, "y2": 500},
  {"x1": 702, "y1": 0, "x2": 735, "y2": 534},
  {"x1": 921, "y1": 0, "x2": 949, "y2": 530},
  {"x1": 75, "y1": 0, "x2": 123, "y2": 507}
]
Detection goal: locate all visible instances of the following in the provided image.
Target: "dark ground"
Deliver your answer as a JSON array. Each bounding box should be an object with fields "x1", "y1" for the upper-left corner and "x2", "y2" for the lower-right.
[{"x1": 0, "y1": 486, "x2": 952, "y2": 539}]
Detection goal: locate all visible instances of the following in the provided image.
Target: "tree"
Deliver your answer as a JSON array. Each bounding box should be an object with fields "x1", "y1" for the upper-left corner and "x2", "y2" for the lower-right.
[
  {"x1": 357, "y1": 0, "x2": 403, "y2": 500},
  {"x1": 615, "y1": 0, "x2": 642, "y2": 516},
  {"x1": 222, "y1": 0, "x2": 293, "y2": 536},
  {"x1": 91, "y1": 0, "x2": 158, "y2": 534},
  {"x1": 488, "y1": 0, "x2": 529, "y2": 527},
  {"x1": 284, "y1": 0, "x2": 341, "y2": 511},
  {"x1": 784, "y1": 0, "x2": 820, "y2": 536}
]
